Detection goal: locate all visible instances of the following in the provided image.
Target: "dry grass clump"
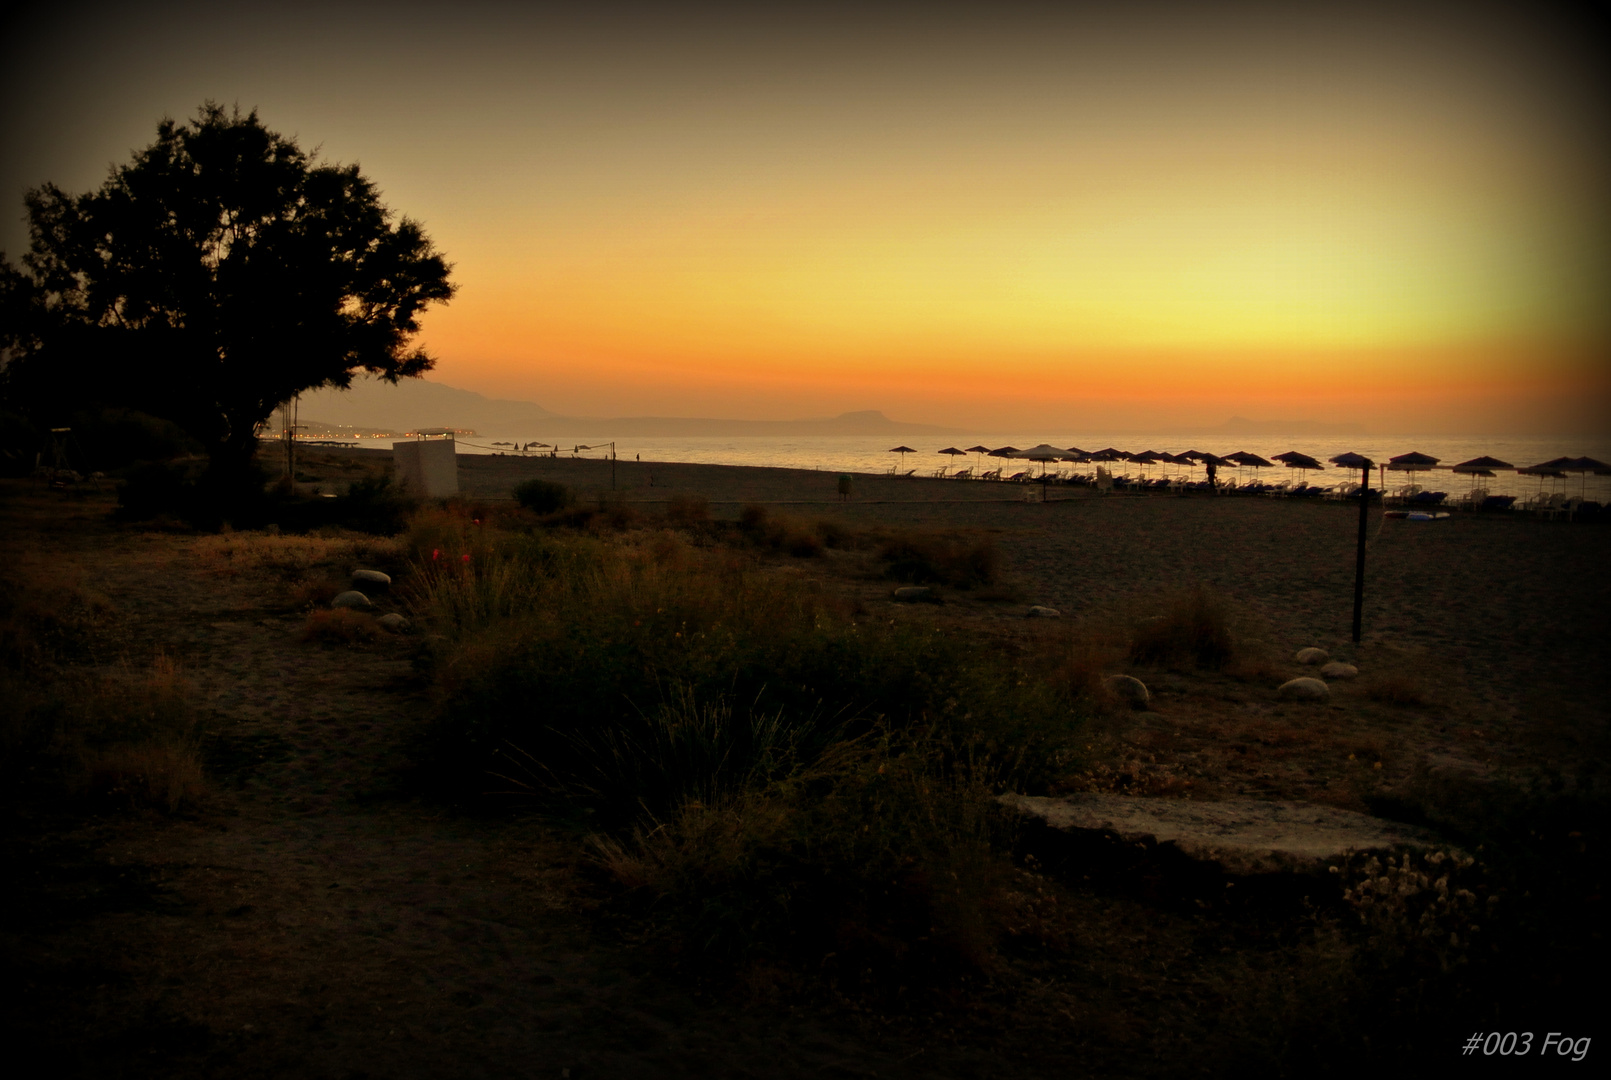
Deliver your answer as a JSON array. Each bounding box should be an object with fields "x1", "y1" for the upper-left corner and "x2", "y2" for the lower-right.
[
  {"x1": 300, "y1": 607, "x2": 380, "y2": 644},
  {"x1": 1128, "y1": 586, "x2": 1235, "y2": 668},
  {"x1": 1366, "y1": 673, "x2": 1430, "y2": 707},
  {"x1": 664, "y1": 493, "x2": 710, "y2": 526},
  {"x1": 876, "y1": 529, "x2": 1000, "y2": 588},
  {"x1": 737, "y1": 503, "x2": 824, "y2": 557},
  {"x1": 82, "y1": 739, "x2": 207, "y2": 813},
  {"x1": 193, "y1": 530, "x2": 400, "y2": 576},
  {"x1": 409, "y1": 506, "x2": 1095, "y2": 1002},
  {"x1": 589, "y1": 733, "x2": 1026, "y2": 995},
  {"x1": 68, "y1": 656, "x2": 207, "y2": 812}
]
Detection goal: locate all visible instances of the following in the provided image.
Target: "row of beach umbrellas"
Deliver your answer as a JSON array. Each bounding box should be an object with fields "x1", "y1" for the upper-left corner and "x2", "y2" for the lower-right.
[{"x1": 889, "y1": 445, "x2": 1611, "y2": 494}]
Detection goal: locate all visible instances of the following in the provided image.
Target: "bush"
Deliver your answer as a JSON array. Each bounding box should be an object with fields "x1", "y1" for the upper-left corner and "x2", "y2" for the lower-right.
[
  {"x1": 422, "y1": 530, "x2": 1080, "y2": 819},
  {"x1": 664, "y1": 493, "x2": 710, "y2": 526},
  {"x1": 1128, "y1": 586, "x2": 1235, "y2": 668},
  {"x1": 412, "y1": 518, "x2": 1095, "y2": 998},
  {"x1": 737, "y1": 503, "x2": 825, "y2": 558},
  {"x1": 116, "y1": 460, "x2": 201, "y2": 520},
  {"x1": 592, "y1": 732, "x2": 1016, "y2": 993},
  {"x1": 878, "y1": 530, "x2": 1000, "y2": 588},
  {"x1": 513, "y1": 478, "x2": 574, "y2": 514},
  {"x1": 299, "y1": 607, "x2": 380, "y2": 644}
]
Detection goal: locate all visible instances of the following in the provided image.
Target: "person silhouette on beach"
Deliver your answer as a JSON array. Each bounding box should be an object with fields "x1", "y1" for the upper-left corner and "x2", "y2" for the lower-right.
[{"x1": 1206, "y1": 459, "x2": 1218, "y2": 494}]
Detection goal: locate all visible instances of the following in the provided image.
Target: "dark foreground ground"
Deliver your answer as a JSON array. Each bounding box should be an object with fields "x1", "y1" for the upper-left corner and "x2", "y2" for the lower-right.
[{"x1": 2, "y1": 451, "x2": 1606, "y2": 1077}]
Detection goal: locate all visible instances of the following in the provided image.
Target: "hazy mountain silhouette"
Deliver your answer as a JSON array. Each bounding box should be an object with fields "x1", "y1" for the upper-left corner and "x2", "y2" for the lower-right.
[{"x1": 296, "y1": 378, "x2": 960, "y2": 437}]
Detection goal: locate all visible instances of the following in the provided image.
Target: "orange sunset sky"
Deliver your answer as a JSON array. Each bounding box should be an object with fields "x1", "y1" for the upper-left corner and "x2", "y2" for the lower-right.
[{"x1": 3, "y1": 2, "x2": 1607, "y2": 434}]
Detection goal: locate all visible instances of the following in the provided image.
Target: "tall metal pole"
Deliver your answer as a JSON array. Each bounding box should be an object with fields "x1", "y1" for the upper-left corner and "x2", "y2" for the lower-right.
[{"x1": 1352, "y1": 460, "x2": 1371, "y2": 643}]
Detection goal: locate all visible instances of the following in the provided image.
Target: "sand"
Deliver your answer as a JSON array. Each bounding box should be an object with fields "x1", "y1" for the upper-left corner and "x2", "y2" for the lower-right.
[{"x1": 5, "y1": 450, "x2": 1607, "y2": 1076}]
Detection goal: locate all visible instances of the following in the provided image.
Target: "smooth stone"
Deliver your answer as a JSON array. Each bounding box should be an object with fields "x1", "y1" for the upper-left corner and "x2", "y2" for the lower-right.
[
  {"x1": 351, "y1": 569, "x2": 392, "y2": 588},
  {"x1": 893, "y1": 586, "x2": 937, "y2": 603},
  {"x1": 1104, "y1": 674, "x2": 1151, "y2": 709},
  {"x1": 1000, "y1": 793, "x2": 1447, "y2": 876},
  {"x1": 1026, "y1": 605, "x2": 1061, "y2": 618},
  {"x1": 331, "y1": 590, "x2": 374, "y2": 610},
  {"x1": 1279, "y1": 677, "x2": 1329, "y2": 702},
  {"x1": 1295, "y1": 647, "x2": 1330, "y2": 665},
  {"x1": 1320, "y1": 661, "x2": 1358, "y2": 680},
  {"x1": 376, "y1": 612, "x2": 410, "y2": 632}
]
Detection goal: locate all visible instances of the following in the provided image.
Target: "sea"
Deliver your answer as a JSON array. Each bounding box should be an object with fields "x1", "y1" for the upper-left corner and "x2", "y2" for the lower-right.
[{"x1": 419, "y1": 432, "x2": 1611, "y2": 504}]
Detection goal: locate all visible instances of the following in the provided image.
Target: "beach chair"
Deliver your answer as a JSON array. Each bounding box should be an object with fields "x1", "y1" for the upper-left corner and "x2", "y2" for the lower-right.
[
  {"x1": 951, "y1": 467, "x2": 972, "y2": 480},
  {"x1": 1457, "y1": 488, "x2": 1489, "y2": 511},
  {"x1": 1481, "y1": 494, "x2": 1516, "y2": 512}
]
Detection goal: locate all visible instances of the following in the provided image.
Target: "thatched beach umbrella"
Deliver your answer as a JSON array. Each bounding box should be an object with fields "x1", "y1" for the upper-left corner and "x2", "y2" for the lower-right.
[
  {"x1": 1275, "y1": 451, "x2": 1325, "y2": 485},
  {"x1": 1452, "y1": 455, "x2": 1513, "y2": 473},
  {"x1": 1019, "y1": 443, "x2": 1069, "y2": 476},
  {"x1": 1226, "y1": 451, "x2": 1274, "y2": 483},
  {"x1": 1553, "y1": 456, "x2": 1608, "y2": 498},
  {"x1": 937, "y1": 447, "x2": 966, "y2": 474},
  {"x1": 1452, "y1": 455, "x2": 1512, "y2": 493},
  {"x1": 1386, "y1": 451, "x2": 1439, "y2": 474}
]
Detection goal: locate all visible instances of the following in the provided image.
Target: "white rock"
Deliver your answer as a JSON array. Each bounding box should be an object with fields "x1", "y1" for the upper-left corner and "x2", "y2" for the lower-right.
[
  {"x1": 1295, "y1": 647, "x2": 1330, "y2": 665},
  {"x1": 376, "y1": 612, "x2": 410, "y2": 632},
  {"x1": 351, "y1": 569, "x2": 392, "y2": 587},
  {"x1": 1026, "y1": 606, "x2": 1061, "y2": 618},
  {"x1": 1279, "y1": 677, "x2": 1329, "y2": 702},
  {"x1": 1104, "y1": 674, "x2": 1151, "y2": 709},
  {"x1": 893, "y1": 586, "x2": 936, "y2": 603},
  {"x1": 1320, "y1": 661, "x2": 1358, "y2": 680},
  {"x1": 331, "y1": 590, "x2": 374, "y2": 610}
]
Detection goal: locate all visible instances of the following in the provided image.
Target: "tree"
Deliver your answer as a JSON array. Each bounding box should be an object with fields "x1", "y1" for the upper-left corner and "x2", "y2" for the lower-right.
[{"x1": 0, "y1": 103, "x2": 454, "y2": 487}]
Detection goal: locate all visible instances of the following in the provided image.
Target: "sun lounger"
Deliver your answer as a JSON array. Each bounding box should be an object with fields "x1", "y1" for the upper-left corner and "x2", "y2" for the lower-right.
[{"x1": 1480, "y1": 495, "x2": 1515, "y2": 512}]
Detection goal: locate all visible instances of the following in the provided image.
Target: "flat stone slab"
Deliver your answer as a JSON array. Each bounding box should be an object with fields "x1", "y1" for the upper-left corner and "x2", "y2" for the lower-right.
[{"x1": 1001, "y1": 793, "x2": 1445, "y2": 875}]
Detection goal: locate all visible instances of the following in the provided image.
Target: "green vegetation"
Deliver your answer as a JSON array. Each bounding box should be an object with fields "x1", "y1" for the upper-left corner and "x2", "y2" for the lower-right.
[
  {"x1": 409, "y1": 504, "x2": 1085, "y2": 990},
  {"x1": 512, "y1": 477, "x2": 575, "y2": 514},
  {"x1": 1, "y1": 570, "x2": 205, "y2": 814}
]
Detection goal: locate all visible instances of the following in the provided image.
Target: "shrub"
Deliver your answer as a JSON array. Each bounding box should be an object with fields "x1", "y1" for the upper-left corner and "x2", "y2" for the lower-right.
[
  {"x1": 591, "y1": 733, "x2": 1018, "y2": 994},
  {"x1": 665, "y1": 493, "x2": 710, "y2": 526},
  {"x1": 413, "y1": 517, "x2": 1095, "y2": 998},
  {"x1": 1128, "y1": 586, "x2": 1235, "y2": 668},
  {"x1": 82, "y1": 739, "x2": 206, "y2": 813},
  {"x1": 300, "y1": 607, "x2": 379, "y2": 644},
  {"x1": 513, "y1": 477, "x2": 574, "y2": 514},
  {"x1": 421, "y1": 529, "x2": 1081, "y2": 818},
  {"x1": 116, "y1": 460, "x2": 199, "y2": 520},
  {"x1": 737, "y1": 504, "x2": 825, "y2": 558},
  {"x1": 65, "y1": 656, "x2": 207, "y2": 813},
  {"x1": 878, "y1": 530, "x2": 1000, "y2": 588},
  {"x1": 1366, "y1": 673, "x2": 1429, "y2": 707}
]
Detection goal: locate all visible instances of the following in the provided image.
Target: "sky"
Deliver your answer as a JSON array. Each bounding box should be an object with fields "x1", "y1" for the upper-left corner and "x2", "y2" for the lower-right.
[{"x1": 3, "y1": 1, "x2": 1608, "y2": 434}]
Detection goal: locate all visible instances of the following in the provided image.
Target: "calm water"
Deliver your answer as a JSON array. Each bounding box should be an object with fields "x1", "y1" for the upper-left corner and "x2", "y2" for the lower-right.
[{"x1": 425, "y1": 432, "x2": 1611, "y2": 503}]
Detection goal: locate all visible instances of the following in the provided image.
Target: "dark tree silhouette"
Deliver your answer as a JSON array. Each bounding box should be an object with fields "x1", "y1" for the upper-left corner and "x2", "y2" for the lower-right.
[{"x1": 1, "y1": 103, "x2": 454, "y2": 486}]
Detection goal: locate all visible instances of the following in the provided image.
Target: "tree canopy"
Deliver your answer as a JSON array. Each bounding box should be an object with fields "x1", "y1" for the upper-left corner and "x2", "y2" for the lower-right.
[{"x1": 1, "y1": 103, "x2": 454, "y2": 479}]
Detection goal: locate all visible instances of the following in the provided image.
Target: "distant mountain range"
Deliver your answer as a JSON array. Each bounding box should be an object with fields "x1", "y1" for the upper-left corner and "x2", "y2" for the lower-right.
[{"x1": 294, "y1": 377, "x2": 961, "y2": 438}]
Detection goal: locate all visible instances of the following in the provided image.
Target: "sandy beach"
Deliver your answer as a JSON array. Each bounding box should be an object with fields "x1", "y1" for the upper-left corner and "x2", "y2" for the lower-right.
[{"x1": 4, "y1": 447, "x2": 1606, "y2": 1077}]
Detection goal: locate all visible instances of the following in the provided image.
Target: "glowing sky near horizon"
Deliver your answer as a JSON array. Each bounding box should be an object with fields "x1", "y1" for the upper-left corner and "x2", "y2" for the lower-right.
[{"x1": 2, "y1": 2, "x2": 1607, "y2": 433}]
